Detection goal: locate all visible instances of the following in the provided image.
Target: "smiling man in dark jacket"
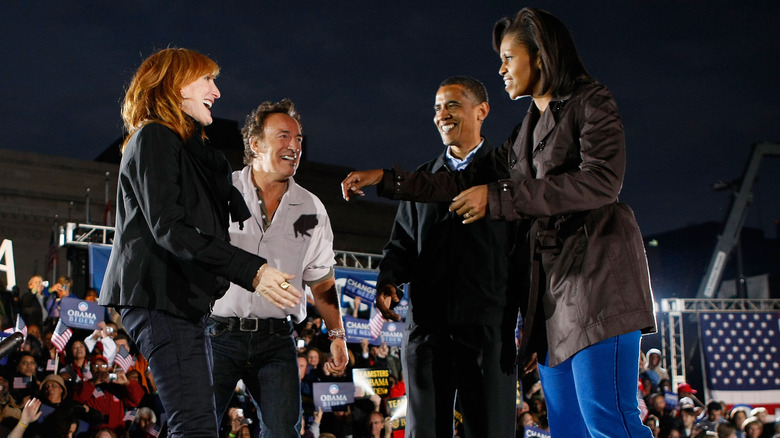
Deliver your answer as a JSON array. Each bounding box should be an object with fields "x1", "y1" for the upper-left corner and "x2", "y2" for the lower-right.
[{"x1": 374, "y1": 76, "x2": 519, "y2": 438}]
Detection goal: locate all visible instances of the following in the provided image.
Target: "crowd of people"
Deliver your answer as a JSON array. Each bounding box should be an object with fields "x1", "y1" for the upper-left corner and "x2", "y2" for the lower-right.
[
  {"x1": 0, "y1": 275, "x2": 518, "y2": 438},
  {"x1": 0, "y1": 275, "x2": 159, "y2": 437},
  {"x1": 638, "y1": 350, "x2": 780, "y2": 438},
  {"x1": 7, "y1": 274, "x2": 777, "y2": 438}
]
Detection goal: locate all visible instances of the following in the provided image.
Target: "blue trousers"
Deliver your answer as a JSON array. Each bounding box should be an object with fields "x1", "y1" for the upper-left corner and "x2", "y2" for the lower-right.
[
  {"x1": 208, "y1": 317, "x2": 301, "y2": 438},
  {"x1": 538, "y1": 331, "x2": 652, "y2": 438},
  {"x1": 120, "y1": 307, "x2": 218, "y2": 438}
]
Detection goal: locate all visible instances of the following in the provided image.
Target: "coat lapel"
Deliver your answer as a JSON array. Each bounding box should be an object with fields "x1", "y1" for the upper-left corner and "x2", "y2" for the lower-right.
[{"x1": 512, "y1": 105, "x2": 538, "y2": 179}]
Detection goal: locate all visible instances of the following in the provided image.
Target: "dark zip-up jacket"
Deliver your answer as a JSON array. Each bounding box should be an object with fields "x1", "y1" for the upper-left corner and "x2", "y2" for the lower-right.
[
  {"x1": 99, "y1": 122, "x2": 264, "y2": 319},
  {"x1": 376, "y1": 140, "x2": 517, "y2": 327}
]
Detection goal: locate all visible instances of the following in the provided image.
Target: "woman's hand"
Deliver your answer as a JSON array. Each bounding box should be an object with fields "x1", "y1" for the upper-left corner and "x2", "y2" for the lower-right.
[{"x1": 449, "y1": 185, "x2": 488, "y2": 224}]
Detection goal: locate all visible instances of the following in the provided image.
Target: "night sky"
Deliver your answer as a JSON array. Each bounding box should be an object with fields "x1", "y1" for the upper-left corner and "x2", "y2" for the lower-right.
[{"x1": 3, "y1": 1, "x2": 779, "y2": 237}]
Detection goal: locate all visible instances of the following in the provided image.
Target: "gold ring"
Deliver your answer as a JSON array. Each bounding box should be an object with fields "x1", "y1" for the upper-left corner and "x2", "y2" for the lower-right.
[{"x1": 280, "y1": 281, "x2": 291, "y2": 290}]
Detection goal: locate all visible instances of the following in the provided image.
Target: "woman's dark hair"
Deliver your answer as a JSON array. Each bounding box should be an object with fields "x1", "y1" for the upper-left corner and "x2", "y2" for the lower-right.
[{"x1": 493, "y1": 8, "x2": 591, "y2": 97}]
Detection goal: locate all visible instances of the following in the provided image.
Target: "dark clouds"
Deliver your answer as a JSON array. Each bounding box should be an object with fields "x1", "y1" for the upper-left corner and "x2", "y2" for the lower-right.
[{"x1": 2, "y1": 1, "x2": 779, "y2": 236}]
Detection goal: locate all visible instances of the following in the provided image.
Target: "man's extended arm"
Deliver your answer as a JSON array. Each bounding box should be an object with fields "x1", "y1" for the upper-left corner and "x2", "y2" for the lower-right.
[{"x1": 310, "y1": 277, "x2": 348, "y2": 376}]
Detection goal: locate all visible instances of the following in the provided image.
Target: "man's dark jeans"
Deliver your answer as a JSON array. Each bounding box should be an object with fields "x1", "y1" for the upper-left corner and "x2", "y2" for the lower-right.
[{"x1": 208, "y1": 316, "x2": 301, "y2": 438}]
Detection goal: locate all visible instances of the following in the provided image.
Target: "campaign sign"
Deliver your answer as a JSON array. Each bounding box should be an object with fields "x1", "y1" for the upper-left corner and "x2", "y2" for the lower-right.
[
  {"x1": 60, "y1": 297, "x2": 104, "y2": 330},
  {"x1": 391, "y1": 295, "x2": 409, "y2": 320},
  {"x1": 341, "y1": 275, "x2": 377, "y2": 302},
  {"x1": 0, "y1": 333, "x2": 9, "y2": 365},
  {"x1": 313, "y1": 382, "x2": 355, "y2": 412},
  {"x1": 344, "y1": 315, "x2": 373, "y2": 342},
  {"x1": 378, "y1": 321, "x2": 404, "y2": 347},
  {"x1": 386, "y1": 396, "x2": 407, "y2": 431},
  {"x1": 524, "y1": 425, "x2": 551, "y2": 438},
  {"x1": 336, "y1": 267, "x2": 376, "y2": 319},
  {"x1": 664, "y1": 391, "x2": 678, "y2": 410},
  {"x1": 353, "y1": 368, "x2": 390, "y2": 397}
]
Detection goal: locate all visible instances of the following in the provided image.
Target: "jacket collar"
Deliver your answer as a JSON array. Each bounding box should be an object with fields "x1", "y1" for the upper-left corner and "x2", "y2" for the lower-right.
[
  {"x1": 237, "y1": 166, "x2": 305, "y2": 206},
  {"x1": 431, "y1": 138, "x2": 493, "y2": 172}
]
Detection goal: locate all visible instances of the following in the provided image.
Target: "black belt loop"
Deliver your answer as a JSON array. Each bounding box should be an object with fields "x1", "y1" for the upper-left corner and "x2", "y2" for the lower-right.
[{"x1": 209, "y1": 315, "x2": 291, "y2": 332}]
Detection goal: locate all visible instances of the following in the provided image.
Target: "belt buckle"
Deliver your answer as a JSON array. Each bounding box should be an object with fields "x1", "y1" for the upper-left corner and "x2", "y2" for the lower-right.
[{"x1": 239, "y1": 318, "x2": 259, "y2": 332}]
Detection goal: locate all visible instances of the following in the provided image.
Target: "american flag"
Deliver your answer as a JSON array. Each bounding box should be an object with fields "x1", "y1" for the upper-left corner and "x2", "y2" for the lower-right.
[
  {"x1": 123, "y1": 408, "x2": 137, "y2": 422},
  {"x1": 637, "y1": 378, "x2": 648, "y2": 421},
  {"x1": 103, "y1": 200, "x2": 113, "y2": 227},
  {"x1": 3, "y1": 315, "x2": 27, "y2": 340},
  {"x1": 51, "y1": 319, "x2": 73, "y2": 353},
  {"x1": 114, "y1": 345, "x2": 135, "y2": 373},
  {"x1": 13, "y1": 376, "x2": 30, "y2": 389},
  {"x1": 700, "y1": 312, "x2": 780, "y2": 408},
  {"x1": 144, "y1": 422, "x2": 161, "y2": 437},
  {"x1": 369, "y1": 311, "x2": 385, "y2": 339}
]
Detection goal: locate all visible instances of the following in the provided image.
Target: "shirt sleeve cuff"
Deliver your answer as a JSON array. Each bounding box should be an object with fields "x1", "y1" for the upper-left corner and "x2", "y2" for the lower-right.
[{"x1": 488, "y1": 179, "x2": 514, "y2": 221}]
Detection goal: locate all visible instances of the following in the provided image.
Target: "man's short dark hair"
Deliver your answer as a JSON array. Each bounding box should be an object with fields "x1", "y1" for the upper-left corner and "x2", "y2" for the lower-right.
[
  {"x1": 241, "y1": 98, "x2": 301, "y2": 165},
  {"x1": 438, "y1": 76, "x2": 488, "y2": 105}
]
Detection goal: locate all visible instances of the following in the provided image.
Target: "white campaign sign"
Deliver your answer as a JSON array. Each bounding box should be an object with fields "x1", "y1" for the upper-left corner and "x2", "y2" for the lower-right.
[{"x1": 0, "y1": 240, "x2": 16, "y2": 289}]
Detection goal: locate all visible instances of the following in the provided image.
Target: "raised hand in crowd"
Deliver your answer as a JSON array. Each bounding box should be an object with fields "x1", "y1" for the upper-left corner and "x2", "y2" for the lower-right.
[
  {"x1": 226, "y1": 407, "x2": 249, "y2": 437},
  {"x1": 93, "y1": 366, "x2": 129, "y2": 387},
  {"x1": 352, "y1": 296, "x2": 362, "y2": 318},
  {"x1": 9, "y1": 397, "x2": 42, "y2": 438}
]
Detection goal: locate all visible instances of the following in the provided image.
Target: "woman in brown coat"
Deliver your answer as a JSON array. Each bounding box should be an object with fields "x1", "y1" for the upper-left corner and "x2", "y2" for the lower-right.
[{"x1": 342, "y1": 8, "x2": 656, "y2": 437}]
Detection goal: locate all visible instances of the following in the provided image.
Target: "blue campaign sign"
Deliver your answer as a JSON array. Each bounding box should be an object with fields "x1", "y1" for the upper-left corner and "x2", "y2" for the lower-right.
[
  {"x1": 313, "y1": 382, "x2": 355, "y2": 412},
  {"x1": 379, "y1": 321, "x2": 404, "y2": 347},
  {"x1": 392, "y1": 296, "x2": 408, "y2": 320},
  {"x1": 0, "y1": 333, "x2": 9, "y2": 365},
  {"x1": 344, "y1": 315, "x2": 373, "y2": 343},
  {"x1": 524, "y1": 425, "x2": 551, "y2": 438},
  {"x1": 335, "y1": 268, "x2": 377, "y2": 320},
  {"x1": 343, "y1": 314, "x2": 404, "y2": 347},
  {"x1": 334, "y1": 266, "x2": 408, "y2": 323},
  {"x1": 664, "y1": 391, "x2": 678, "y2": 410},
  {"x1": 334, "y1": 267, "x2": 377, "y2": 290},
  {"x1": 60, "y1": 297, "x2": 105, "y2": 330},
  {"x1": 342, "y1": 276, "x2": 377, "y2": 302}
]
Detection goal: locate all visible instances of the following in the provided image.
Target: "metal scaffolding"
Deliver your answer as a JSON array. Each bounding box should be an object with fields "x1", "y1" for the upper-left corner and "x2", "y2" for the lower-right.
[
  {"x1": 660, "y1": 298, "x2": 780, "y2": 393},
  {"x1": 60, "y1": 222, "x2": 382, "y2": 269},
  {"x1": 60, "y1": 222, "x2": 114, "y2": 247},
  {"x1": 334, "y1": 250, "x2": 382, "y2": 271}
]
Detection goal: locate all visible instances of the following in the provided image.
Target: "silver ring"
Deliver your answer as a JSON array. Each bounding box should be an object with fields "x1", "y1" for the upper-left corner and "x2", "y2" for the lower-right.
[{"x1": 463, "y1": 212, "x2": 471, "y2": 219}]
